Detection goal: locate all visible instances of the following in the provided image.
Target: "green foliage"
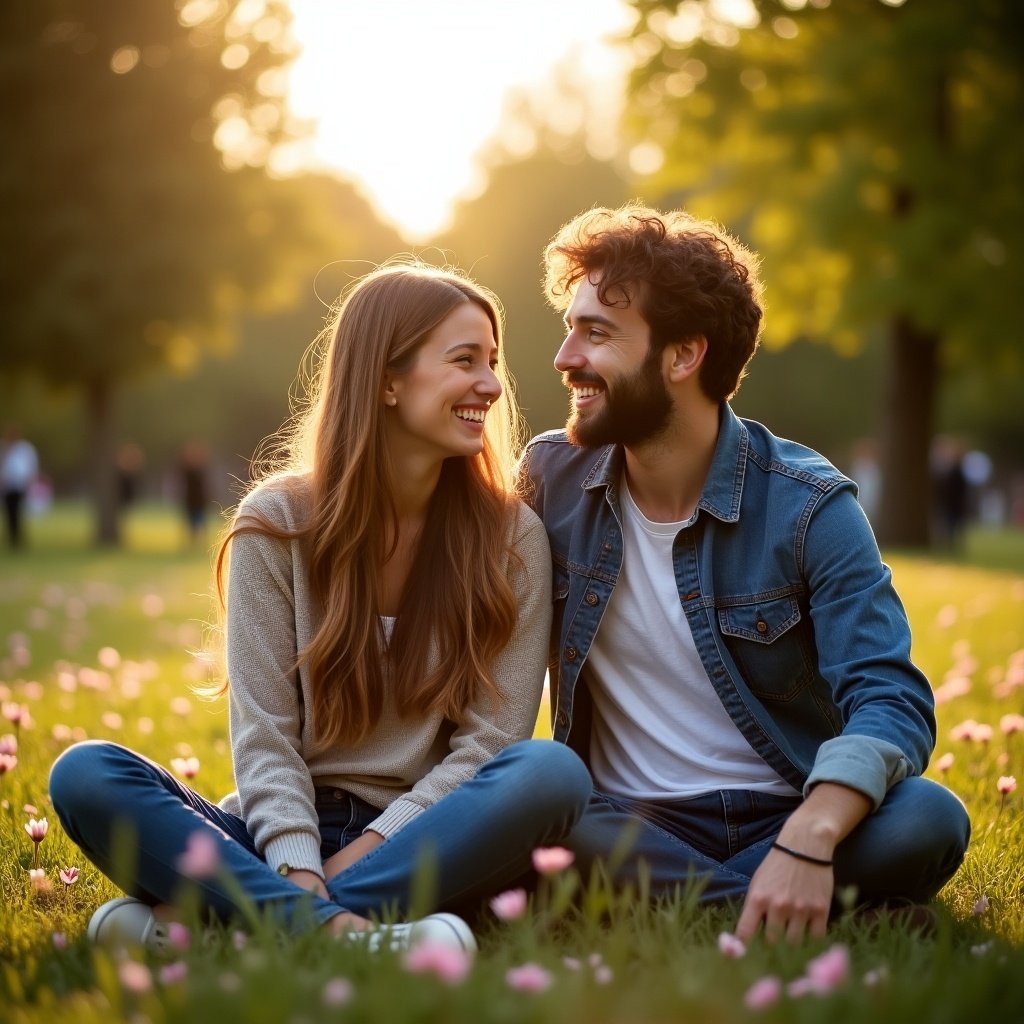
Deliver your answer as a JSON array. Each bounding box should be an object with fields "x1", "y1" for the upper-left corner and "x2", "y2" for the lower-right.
[
  {"x1": 0, "y1": 0, "x2": 298, "y2": 385},
  {"x1": 1, "y1": 505, "x2": 1023, "y2": 1020},
  {"x1": 627, "y1": 0, "x2": 1023, "y2": 355}
]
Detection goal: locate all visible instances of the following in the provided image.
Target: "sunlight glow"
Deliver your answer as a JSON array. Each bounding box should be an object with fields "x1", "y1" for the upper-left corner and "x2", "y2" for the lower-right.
[{"x1": 283, "y1": 0, "x2": 634, "y2": 240}]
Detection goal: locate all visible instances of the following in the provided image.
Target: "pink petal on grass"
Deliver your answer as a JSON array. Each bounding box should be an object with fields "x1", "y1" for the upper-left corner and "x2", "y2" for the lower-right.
[
  {"x1": 997, "y1": 775, "x2": 1017, "y2": 795},
  {"x1": 118, "y1": 960, "x2": 153, "y2": 994},
  {"x1": 489, "y1": 888, "x2": 527, "y2": 921},
  {"x1": 176, "y1": 830, "x2": 220, "y2": 879},
  {"x1": 717, "y1": 931, "x2": 747, "y2": 958},
  {"x1": 402, "y1": 942, "x2": 472, "y2": 985},
  {"x1": 744, "y1": 976, "x2": 783, "y2": 1010},
  {"x1": 531, "y1": 846, "x2": 575, "y2": 875},
  {"x1": 321, "y1": 978, "x2": 354, "y2": 1007},
  {"x1": 158, "y1": 961, "x2": 188, "y2": 985},
  {"x1": 506, "y1": 963, "x2": 554, "y2": 993},
  {"x1": 58, "y1": 866, "x2": 80, "y2": 885},
  {"x1": 805, "y1": 944, "x2": 850, "y2": 991}
]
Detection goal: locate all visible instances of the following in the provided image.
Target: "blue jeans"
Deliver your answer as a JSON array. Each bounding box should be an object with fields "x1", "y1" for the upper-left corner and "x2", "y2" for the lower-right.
[
  {"x1": 566, "y1": 777, "x2": 970, "y2": 907},
  {"x1": 49, "y1": 738, "x2": 591, "y2": 934}
]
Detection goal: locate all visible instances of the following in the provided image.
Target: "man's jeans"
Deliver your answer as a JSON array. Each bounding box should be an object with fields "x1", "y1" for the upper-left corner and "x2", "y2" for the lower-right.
[
  {"x1": 50, "y1": 738, "x2": 592, "y2": 933},
  {"x1": 566, "y1": 777, "x2": 970, "y2": 907}
]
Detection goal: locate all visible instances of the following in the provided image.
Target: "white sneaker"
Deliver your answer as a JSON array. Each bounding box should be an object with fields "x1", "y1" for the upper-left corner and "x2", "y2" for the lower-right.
[
  {"x1": 355, "y1": 913, "x2": 477, "y2": 954},
  {"x1": 87, "y1": 897, "x2": 171, "y2": 951}
]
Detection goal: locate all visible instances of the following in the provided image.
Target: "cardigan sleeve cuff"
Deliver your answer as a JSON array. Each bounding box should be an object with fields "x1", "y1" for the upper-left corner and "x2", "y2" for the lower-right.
[
  {"x1": 262, "y1": 831, "x2": 325, "y2": 879},
  {"x1": 366, "y1": 797, "x2": 424, "y2": 839}
]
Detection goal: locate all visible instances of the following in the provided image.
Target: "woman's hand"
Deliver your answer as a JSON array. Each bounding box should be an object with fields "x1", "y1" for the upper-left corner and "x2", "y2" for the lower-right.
[
  {"x1": 323, "y1": 830, "x2": 385, "y2": 881},
  {"x1": 283, "y1": 868, "x2": 329, "y2": 900}
]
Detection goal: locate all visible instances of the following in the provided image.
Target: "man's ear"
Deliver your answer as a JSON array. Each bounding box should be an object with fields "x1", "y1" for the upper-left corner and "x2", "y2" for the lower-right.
[{"x1": 664, "y1": 335, "x2": 708, "y2": 384}]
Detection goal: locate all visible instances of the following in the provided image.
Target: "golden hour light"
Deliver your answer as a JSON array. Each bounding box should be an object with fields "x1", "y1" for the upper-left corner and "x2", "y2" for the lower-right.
[{"x1": 281, "y1": 0, "x2": 635, "y2": 240}]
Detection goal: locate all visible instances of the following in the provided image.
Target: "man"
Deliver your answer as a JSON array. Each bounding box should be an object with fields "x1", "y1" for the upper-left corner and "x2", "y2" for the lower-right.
[{"x1": 520, "y1": 206, "x2": 970, "y2": 943}]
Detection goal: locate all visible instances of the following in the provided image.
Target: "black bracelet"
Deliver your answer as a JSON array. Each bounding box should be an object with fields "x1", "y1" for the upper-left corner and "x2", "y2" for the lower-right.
[{"x1": 771, "y1": 841, "x2": 833, "y2": 867}]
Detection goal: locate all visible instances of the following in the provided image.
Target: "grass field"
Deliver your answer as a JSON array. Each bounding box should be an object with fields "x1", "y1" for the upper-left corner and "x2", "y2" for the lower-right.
[{"x1": 1, "y1": 503, "x2": 1023, "y2": 1023}]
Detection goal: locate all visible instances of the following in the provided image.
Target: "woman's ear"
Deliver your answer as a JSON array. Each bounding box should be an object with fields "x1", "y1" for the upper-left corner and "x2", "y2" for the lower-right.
[
  {"x1": 665, "y1": 334, "x2": 708, "y2": 384},
  {"x1": 382, "y1": 378, "x2": 398, "y2": 407}
]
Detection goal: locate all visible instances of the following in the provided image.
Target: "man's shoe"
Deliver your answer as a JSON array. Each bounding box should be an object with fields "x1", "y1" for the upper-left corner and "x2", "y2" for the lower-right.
[
  {"x1": 355, "y1": 912, "x2": 477, "y2": 954},
  {"x1": 87, "y1": 897, "x2": 171, "y2": 951}
]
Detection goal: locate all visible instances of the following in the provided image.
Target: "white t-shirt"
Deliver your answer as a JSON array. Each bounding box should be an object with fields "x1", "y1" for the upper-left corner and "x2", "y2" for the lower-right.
[
  {"x1": 586, "y1": 479, "x2": 796, "y2": 800},
  {"x1": 1, "y1": 440, "x2": 38, "y2": 491}
]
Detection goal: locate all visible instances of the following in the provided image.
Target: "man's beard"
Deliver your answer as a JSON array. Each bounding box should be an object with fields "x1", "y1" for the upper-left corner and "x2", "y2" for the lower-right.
[{"x1": 565, "y1": 346, "x2": 673, "y2": 448}]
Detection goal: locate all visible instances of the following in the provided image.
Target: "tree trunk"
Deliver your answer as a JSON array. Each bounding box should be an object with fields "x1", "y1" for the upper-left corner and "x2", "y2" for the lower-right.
[
  {"x1": 86, "y1": 376, "x2": 120, "y2": 547},
  {"x1": 875, "y1": 316, "x2": 939, "y2": 548}
]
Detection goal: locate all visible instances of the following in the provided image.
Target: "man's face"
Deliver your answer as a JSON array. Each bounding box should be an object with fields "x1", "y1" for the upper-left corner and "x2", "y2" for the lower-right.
[{"x1": 555, "y1": 276, "x2": 673, "y2": 448}]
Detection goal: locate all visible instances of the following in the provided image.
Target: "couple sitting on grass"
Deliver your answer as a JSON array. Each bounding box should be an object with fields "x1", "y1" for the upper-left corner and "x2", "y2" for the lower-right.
[{"x1": 50, "y1": 205, "x2": 970, "y2": 954}]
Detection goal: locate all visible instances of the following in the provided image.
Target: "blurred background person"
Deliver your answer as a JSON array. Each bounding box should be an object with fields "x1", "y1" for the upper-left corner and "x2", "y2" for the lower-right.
[
  {"x1": 1, "y1": 426, "x2": 39, "y2": 550},
  {"x1": 177, "y1": 440, "x2": 211, "y2": 548}
]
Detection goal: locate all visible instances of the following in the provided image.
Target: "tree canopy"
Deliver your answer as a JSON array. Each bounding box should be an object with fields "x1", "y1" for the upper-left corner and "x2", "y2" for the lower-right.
[
  {"x1": 0, "y1": 0, "x2": 300, "y2": 541},
  {"x1": 624, "y1": 0, "x2": 1024, "y2": 544}
]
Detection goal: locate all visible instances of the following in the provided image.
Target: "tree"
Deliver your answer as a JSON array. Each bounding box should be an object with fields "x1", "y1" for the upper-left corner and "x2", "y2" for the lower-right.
[
  {"x1": 0, "y1": 0, "x2": 299, "y2": 543},
  {"x1": 623, "y1": 0, "x2": 1024, "y2": 545}
]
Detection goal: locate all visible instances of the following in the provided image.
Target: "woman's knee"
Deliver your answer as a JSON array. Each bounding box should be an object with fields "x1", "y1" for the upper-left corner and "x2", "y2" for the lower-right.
[
  {"x1": 49, "y1": 740, "x2": 136, "y2": 815},
  {"x1": 493, "y1": 739, "x2": 592, "y2": 817}
]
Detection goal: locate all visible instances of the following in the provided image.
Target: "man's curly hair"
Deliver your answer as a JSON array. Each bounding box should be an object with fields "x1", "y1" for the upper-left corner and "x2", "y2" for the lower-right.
[{"x1": 544, "y1": 205, "x2": 765, "y2": 402}]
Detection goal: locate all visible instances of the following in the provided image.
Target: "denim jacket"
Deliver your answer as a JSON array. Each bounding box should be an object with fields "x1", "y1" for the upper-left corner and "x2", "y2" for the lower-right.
[{"x1": 520, "y1": 404, "x2": 936, "y2": 809}]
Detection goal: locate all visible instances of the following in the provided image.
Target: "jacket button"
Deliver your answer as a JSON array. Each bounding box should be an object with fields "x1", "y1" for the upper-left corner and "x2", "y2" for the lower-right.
[
  {"x1": 756, "y1": 619, "x2": 768, "y2": 634},
  {"x1": 565, "y1": 646, "x2": 578, "y2": 661},
  {"x1": 585, "y1": 593, "x2": 599, "y2": 606},
  {"x1": 602, "y1": 543, "x2": 612, "y2": 552},
  {"x1": 556, "y1": 710, "x2": 568, "y2": 728}
]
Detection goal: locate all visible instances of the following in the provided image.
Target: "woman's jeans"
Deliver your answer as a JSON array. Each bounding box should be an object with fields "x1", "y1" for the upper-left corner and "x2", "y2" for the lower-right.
[
  {"x1": 565, "y1": 778, "x2": 971, "y2": 908},
  {"x1": 49, "y1": 738, "x2": 592, "y2": 934}
]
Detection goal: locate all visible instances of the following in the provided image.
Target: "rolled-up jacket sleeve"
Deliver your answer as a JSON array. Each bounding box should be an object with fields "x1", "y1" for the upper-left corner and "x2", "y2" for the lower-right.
[{"x1": 800, "y1": 481, "x2": 936, "y2": 808}]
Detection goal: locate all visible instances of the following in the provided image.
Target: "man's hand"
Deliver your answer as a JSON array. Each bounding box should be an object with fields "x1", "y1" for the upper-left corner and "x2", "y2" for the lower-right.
[
  {"x1": 735, "y1": 847, "x2": 833, "y2": 943},
  {"x1": 323, "y1": 830, "x2": 385, "y2": 881},
  {"x1": 735, "y1": 782, "x2": 871, "y2": 944}
]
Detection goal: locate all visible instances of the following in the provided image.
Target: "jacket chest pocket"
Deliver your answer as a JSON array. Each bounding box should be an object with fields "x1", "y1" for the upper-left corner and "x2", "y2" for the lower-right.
[{"x1": 717, "y1": 594, "x2": 815, "y2": 701}]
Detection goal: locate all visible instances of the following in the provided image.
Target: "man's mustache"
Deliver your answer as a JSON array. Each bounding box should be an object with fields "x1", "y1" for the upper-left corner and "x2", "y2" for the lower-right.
[{"x1": 563, "y1": 373, "x2": 606, "y2": 389}]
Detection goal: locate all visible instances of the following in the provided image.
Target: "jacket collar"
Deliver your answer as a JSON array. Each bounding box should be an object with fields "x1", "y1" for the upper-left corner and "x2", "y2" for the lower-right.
[{"x1": 582, "y1": 403, "x2": 747, "y2": 524}]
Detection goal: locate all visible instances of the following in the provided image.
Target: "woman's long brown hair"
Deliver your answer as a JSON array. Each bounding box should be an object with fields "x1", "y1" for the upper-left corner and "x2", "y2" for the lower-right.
[{"x1": 216, "y1": 262, "x2": 524, "y2": 748}]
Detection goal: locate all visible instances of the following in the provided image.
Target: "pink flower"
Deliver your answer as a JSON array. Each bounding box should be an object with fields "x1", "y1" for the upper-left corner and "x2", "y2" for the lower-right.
[
  {"x1": 717, "y1": 931, "x2": 747, "y2": 958},
  {"x1": 118, "y1": 960, "x2": 153, "y2": 994},
  {"x1": 490, "y1": 888, "x2": 527, "y2": 921},
  {"x1": 98, "y1": 646, "x2": 121, "y2": 670},
  {"x1": 52, "y1": 932, "x2": 68, "y2": 951},
  {"x1": 167, "y1": 922, "x2": 191, "y2": 951},
  {"x1": 321, "y1": 978, "x2": 354, "y2": 1007},
  {"x1": 401, "y1": 941, "x2": 472, "y2": 985},
  {"x1": 505, "y1": 963, "x2": 554, "y2": 993},
  {"x1": 744, "y1": 976, "x2": 783, "y2": 1010},
  {"x1": 0, "y1": 753, "x2": 17, "y2": 775},
  {"x1": 23, "y1": 803, "x2": 37, "y2": 815},
  {"x1": 593, "y1": 964, "x2": 614, "y2": 985},
  {"x1": 1, "y1": 702, "x2": 25, "y2": 724},
  {"x1": 176, "y1": 830, "x2": 220, "y2": 879},
  {"x1": 562, "y1": 956, "x2": 581, "y2": 971},
  {"x1": 0, "y1": 733, "x2": 16, "y2": 755},
  {"x1": 934, "y1": 752, "x2": 954, "y2": 774},
  {"x1": 972, "y1": 894, "x2": 990, "y2": 916},
  {"x1": 531, "y1": 846, "x2": 575, "y2": 875},
  {"x1": 158, "y1": 961, "x2": 188, "y2": 985},
  {"x1": 974, "y1": 723, "x2": 994, "y2": 744},
  {"x1": 1000, "y1": 713, "x2": 1024, "y2": 735},
  {"x1": 232, "y1": 930, "x2": 248, "y2": 951},
  {"x1": 805, "y1": 944, "x2": 850, "y2": 991},
  {"x1": 170, "y1": 756, "x2": 200, "y2": 780},
  {"x1": 997, "y1": 775, "x2": 1017, "y2": 795},
  {"x1": 24, "y1": 817, "x2": 48, "y2": 842},
  {"x1": 58, "y1": 866, "x2": 80, "y2": 886}
]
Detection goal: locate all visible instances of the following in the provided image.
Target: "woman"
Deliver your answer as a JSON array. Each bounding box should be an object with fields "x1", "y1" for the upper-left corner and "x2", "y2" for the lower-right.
[{"x1": 50, "y1": 263, "x2": 591, "y2": 950}]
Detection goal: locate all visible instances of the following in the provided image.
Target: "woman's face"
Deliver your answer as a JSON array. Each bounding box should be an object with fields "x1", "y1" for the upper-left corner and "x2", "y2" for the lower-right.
[{"x1": 384, "y1": 301, "x2": 502, "y2": 466}]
